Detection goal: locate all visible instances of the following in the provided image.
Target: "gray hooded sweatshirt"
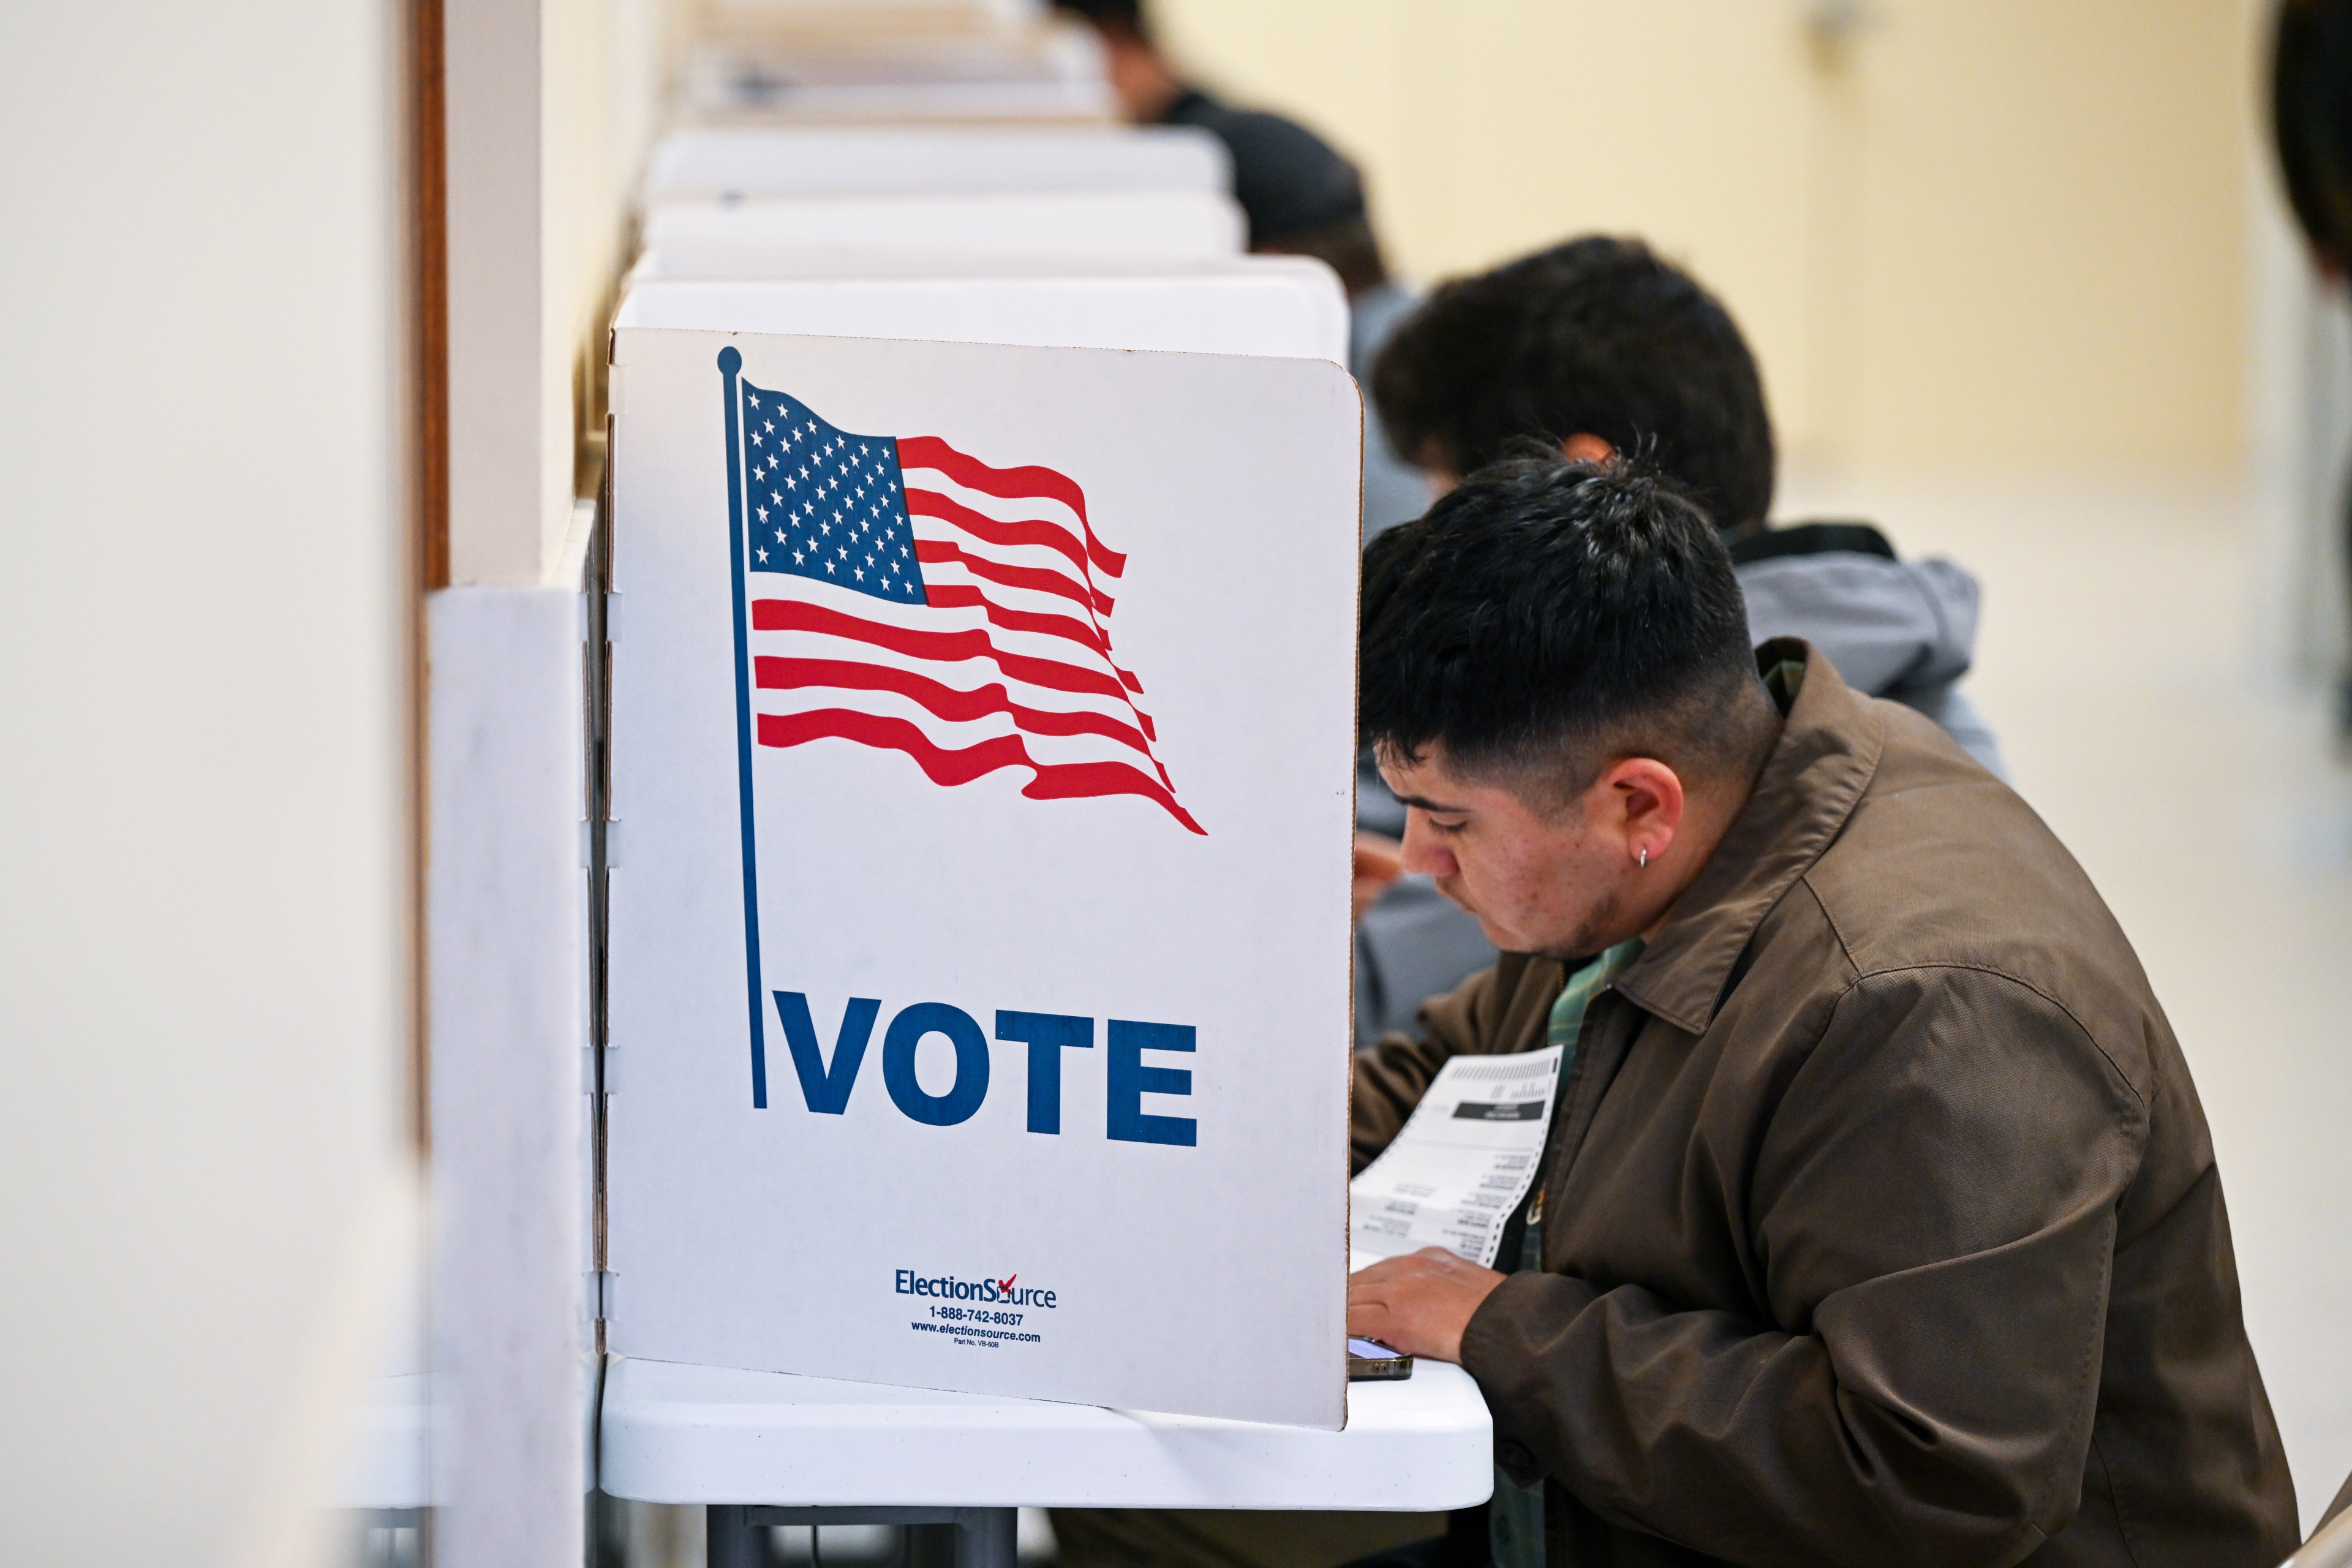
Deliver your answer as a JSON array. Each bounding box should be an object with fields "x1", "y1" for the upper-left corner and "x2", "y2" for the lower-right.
[{"x1": 1354, "y1": 527, "x2": 2004, "y2": 1047}]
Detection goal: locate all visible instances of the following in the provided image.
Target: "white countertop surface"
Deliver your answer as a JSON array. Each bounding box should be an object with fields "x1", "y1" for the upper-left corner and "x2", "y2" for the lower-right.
[{"x1": 600, "y1": 1352, "x2": 1493, "y2": 1512}]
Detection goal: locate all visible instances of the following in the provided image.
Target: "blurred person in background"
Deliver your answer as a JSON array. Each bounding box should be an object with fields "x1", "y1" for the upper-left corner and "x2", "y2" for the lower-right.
[
  {"x1": 1352, "y1": 235, "x2": 2008, "y2": 1050},
  {"x1": 2272, "y1": 0, "x2": 2352, "y2": 739},
  {"x1": 1052, "y1": 0, "x2": 1425, "y2": 540}
]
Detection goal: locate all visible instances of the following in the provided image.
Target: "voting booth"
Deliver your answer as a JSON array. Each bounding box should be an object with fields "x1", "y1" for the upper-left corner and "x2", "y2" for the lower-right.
[
  {"x1": 602, "y1": 328, "x2": 1362, "y2": 1428},
  {"x1": 643, "y1": 125, "x2": 1231, "y2": 200},
  {"x1": 641, "y1": 189, "x2": 1246, "y2": 261},
  {"x1": 677, "y1": 12, "x2": 1116, "y2": 126},
  {"x1": 630, "y1": 249, "x2": 1330, "y2": 284},
  {"x1": 612, "y1": 267, "x2": 1350, "y2": 361},
  {"x1": 589, "y1": 61, "x2": 1494, "y2": 1526}
]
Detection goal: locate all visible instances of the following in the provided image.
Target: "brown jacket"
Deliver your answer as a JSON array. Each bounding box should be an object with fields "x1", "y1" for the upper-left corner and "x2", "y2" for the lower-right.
[{"x1": 1353, "y1": 644, "x2": 2297, "y2": 1568}]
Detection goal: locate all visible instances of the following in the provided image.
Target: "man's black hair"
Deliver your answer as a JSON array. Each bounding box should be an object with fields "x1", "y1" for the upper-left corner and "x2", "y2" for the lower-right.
[
  {"x1": 1370, "y1": 236, "x2": 1776, "y2": 531},
  {"x1": 1360, "y1": 458, "x2": 1773, "y2": 797}
]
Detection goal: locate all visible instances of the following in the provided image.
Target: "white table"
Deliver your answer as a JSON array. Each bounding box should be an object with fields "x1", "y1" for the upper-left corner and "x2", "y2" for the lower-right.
[{"x1": 601, "y1": 1354, "x2": 1493, "y2": 1568}]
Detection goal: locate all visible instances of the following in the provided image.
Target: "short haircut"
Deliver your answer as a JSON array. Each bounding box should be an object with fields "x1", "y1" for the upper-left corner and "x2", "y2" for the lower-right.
[
  {"x1": 1370, "y1": 236, "x2": 1776, "y2": 530},
  {"x1": 1360, "y1": 458, "x2": 1771, "y2": 799}
]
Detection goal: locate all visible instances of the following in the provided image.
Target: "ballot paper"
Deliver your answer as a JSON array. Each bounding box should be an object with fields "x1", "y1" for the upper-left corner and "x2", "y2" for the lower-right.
[{"x1": 1349, "y1": 1047, "x2": 1564, "y2": 1268}]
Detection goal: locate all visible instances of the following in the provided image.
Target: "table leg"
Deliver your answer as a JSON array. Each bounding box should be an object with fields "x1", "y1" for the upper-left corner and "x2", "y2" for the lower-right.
[
  {"x1": 905, "y1": 1521, "x2": 957, "y2": 1568},
  {"x1": 949, "y1": 1507, "x2": 1016, "y2": 1568},
  {"x1": 714, "y1": 1502, "x2": 1015, "y2": 1568},
  {"x1": 706, "y1": 1503, "x2": 760, "y2": 1568}
]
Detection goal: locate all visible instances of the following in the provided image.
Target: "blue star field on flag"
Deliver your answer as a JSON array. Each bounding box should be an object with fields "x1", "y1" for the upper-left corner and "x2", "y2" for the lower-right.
[{"x1": 740, "y1": 382, "x2": 926, "y2": 605}]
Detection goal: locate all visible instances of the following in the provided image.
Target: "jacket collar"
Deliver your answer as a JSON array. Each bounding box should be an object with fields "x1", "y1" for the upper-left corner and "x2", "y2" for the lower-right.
[{"x1": 1610, "y1": 639, "x2": 1884, "y2": 1036}]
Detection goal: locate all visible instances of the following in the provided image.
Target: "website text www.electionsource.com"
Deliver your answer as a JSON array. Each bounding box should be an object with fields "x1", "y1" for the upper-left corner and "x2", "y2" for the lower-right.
[{"x1": 913, "y1": 1320, "x2": 1041, "y2": 1346}]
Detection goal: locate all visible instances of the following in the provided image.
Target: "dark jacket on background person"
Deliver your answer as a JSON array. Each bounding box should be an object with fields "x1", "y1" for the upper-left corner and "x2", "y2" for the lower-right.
[
  {"x1": 1354, "y1": 526, "x2": 2002, "y2": 1049},
  {"x1": 1352, "y1": 645, "x2": 2297, "y2": 1568}
]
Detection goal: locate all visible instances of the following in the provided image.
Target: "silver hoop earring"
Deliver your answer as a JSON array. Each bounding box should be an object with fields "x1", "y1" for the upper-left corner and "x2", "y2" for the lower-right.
[{"x1": 1637, "y1": 846, "x2": 1648, "y2": 868}]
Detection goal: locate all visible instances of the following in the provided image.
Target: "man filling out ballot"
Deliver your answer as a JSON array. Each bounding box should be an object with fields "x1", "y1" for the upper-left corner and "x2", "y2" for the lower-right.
[{"x1": 1342, "y1": 457, "x2": 2297, "y2": 1568}]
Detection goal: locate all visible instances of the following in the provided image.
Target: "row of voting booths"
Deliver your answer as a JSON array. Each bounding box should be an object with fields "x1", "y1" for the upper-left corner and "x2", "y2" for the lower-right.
[{"x1": 592, "y1": 6, "x2": 1488, "y2": 1558}]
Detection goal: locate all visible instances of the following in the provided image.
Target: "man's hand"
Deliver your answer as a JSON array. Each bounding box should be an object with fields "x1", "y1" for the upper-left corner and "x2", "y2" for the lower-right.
[
  {"x1": 1347, "y1": 1248, "x2": 1507, "y2": 1364},
  {"x1": 1354, "y1": 831, "x2": 1406, "y2": 922}
]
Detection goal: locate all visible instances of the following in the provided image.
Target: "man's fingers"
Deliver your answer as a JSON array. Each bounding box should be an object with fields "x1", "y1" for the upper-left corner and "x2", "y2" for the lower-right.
[
  {"x1": 1410, "y1": 1247, "x2": 1501, "y2": 1287},
  {"x1": 1352, "y1": 1247, "x2": 1464, "y2": 1280},
  {"x1": 1344, "y1": 1248, "x2": 1498, "y2": 1364}
]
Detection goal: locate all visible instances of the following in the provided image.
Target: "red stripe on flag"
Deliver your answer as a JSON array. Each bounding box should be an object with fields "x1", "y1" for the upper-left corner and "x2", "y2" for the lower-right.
[
  {"x1": 904, "y1": 488, "x2": 1089, "y2": 581},
  {"x1": 895, "y1": 435, "x2": 1128, "y2": 581},
  {"x1": 752, "y1": 597, "x2": 1134, "y2": 707},
  {"x1": 915, "y1": 538, "x2": 1113, "y2": 616},
  {"x1": 918, "y1": 584, "x2": 1146, "y2": 698},
  {"x1": 757, "y1": 709, "x2": 1204, "y2": 835},
  {"x1": 754, "y1": 656, "x2": 1158, "y2": 760},
  {"x1": 763, "y1": 709, "x2": 1026, "y2": 783},
  {"x1": 1019, "y1": 759, "x2": 1204, "y2": 834}
]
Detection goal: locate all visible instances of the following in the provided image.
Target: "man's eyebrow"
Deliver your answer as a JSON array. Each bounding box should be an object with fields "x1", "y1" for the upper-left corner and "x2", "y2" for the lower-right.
[{"x1": 1393, "y1": 793, "x2": 1471, "y2": 815}]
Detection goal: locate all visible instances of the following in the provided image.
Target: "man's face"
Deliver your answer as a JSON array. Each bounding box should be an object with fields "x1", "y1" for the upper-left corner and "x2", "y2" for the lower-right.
[{"x1": 1376, "y1": 742, "x2": 1634, "y2": 958}]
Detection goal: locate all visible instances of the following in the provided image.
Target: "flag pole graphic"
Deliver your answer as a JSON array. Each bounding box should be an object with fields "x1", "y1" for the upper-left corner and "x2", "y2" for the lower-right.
[{"x1": 718, "y1": 346, "x2": 769, "y2": 1109}]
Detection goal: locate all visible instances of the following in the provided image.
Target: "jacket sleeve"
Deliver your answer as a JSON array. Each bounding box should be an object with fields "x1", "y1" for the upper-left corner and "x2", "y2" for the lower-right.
[
  {"x1": 1458, "y1": 967, "x2": 2149, "y2": 1568},
  {"x1": 1350, "y1": 960, "x2": 1502, "y2": 1174}
]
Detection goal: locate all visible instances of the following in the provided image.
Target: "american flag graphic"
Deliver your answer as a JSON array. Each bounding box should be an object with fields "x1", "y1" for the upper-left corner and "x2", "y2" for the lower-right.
[{"x1": 723, "y1": 366, "x2": 1203, "y2": 837}]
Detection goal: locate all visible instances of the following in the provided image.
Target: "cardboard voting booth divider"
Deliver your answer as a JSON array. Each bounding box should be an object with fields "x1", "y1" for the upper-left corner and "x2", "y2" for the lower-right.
[
  {"x1": 643, "y1": 125, "x2": 1230, "y2": 200},
  {"x1": 612, "y1": 269, "x2": 1349, "y2": 362},
  {"x1": 679, "y1": 2, "x2": 1115, "y2": 124},
  {"x1": 627, "y1": 249, "x2": 1336, "y2": 287},
  {"x1": 679, "y1": 75, "x2": 1118, "y2": 124},
  {"x1": 641, "y1": 190, "x2": 1245, "y2": 260},
  {"x1": 601, "y1": 328, "x2": 1360, "y2": 1428}
]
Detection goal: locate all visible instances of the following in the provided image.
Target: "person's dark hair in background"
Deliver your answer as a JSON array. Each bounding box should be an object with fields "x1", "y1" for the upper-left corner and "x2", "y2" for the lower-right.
[
  {"x1": 1050, "y1": 0, "x2": 1385, "y2": 278},
  {"x1": 2270, "y1": 0, "x2": 2352, "y2": 737},
  {"x1": 1351, "y1": 234, "x2": 2005, "y2": 1059},
  {"x1": 1368, "y1": 235, "x2": 1999, "y2": 777},
  {"x1": 1373, "y1": 237, "x2": 1774, "y2": 530},
  {"x1": 2274, "y1": 0, "x2": 2352, "y2": 272},
  {"x1": 1360, "y1": 459, "x2": 1776, "y2": 804},
  {"x1": 1051, "y1": 0, "x2": 1427, "y2": 540}
]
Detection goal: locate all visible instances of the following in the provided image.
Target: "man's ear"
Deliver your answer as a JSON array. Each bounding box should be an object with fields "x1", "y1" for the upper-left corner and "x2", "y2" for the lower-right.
[
  {"x1": 1559, "y1": 432, "x2": 1616, "y2": 467},
  {"x1": 1594, "y1": 756, "x2": 1686, "y2": 868}
]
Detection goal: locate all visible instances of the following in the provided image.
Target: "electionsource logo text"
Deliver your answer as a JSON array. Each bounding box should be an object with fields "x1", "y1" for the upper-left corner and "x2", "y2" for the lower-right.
[{"x1": 894, "y1": 1269, "x2": 1058, "y2": 1309}]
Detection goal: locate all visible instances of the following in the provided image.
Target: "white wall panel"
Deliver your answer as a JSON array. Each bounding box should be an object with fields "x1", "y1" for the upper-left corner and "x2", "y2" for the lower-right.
[{"x1": 0, "y1": 0, "x2": 411, "y2": 1560}]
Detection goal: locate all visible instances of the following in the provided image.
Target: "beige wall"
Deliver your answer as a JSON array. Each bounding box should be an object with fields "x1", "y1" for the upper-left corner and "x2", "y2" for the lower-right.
[
  {"x1": 448, "y1": 0, "x2": 681, "y2": 585},
  {"x1": 0, "y1": 0, "x2": 412, "y2": 1561},
  {"x1": 1154, "y1": 0, "x2": 2264, "y2": 473},
  {"x1": 546, "y1": 0, "x2": 682, "y2": 510}
]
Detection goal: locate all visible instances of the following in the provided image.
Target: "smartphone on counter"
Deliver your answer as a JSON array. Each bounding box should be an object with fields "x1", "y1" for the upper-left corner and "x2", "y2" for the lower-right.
[{"x1": 1347, "y1": 1335, "x2": 1414, "y2": 1381}]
